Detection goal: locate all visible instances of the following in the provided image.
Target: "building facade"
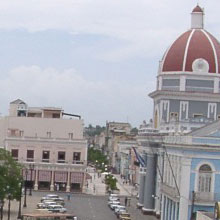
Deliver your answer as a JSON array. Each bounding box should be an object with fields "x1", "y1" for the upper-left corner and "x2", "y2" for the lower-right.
[
  {"x1": 149, "y1": 5, "x2": 220, "y2": 133},
  {"x1": 137, "y1": 5, "x2": 220, "y2": 220},
  {"x1": 2, "y1": 99, "x2": 87, "y2": 192}
]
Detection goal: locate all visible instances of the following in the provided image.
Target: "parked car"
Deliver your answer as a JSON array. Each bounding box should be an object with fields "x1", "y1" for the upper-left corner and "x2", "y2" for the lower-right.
[
  {"x1": 41, "y1": 194, "x2": 60, "y2": 201},
  {"x1": 41, "y1": 195, "x2": 65, "y2": 205},
  {"x1": 108, "y1": 196, "x2": 119, "y2": 201},
  {"x1": 114, "y1": 206, "x2": 126, "y2": 214},
  {"x1": 43, "y1": 201, "x2": 57, "y2": 208},
  {"x1": 109, "y1": 194, "x2": 119, "y2": 198},
  {"x1": 36, "y1": 203, "x2": 47, "y2": 209},
  {"x1": 52, "y1": 198, "x2": 65, "y2": 206},
  {"x1": 115, "y1": 207, "x2": 127, "y2": 217},
  {"x1": 48, "y1": 204, "x2": 67, "y2": 213},
  {"x1": 110, "y1": 203, "x2": 124, "y2": 210},
  {"x1": 108, "y1": 200, "x2": 120, "y2": 206},
  {"x1": 119, "y1": 213, "x2": 131, "y2": 220}
]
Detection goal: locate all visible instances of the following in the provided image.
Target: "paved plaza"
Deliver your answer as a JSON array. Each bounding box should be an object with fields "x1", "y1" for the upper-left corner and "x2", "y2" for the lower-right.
[
  {"x1": 3, "y1": 193, "x2": 157, "y2": 220},
  {"x1": 2, "y1": 169, "x2": 157, "y2": 220}
]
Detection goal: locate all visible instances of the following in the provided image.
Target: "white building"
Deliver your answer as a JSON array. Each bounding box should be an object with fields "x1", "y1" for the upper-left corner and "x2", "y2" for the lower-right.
[
  {"x1": 137, "y1": 5, "x2": 220, "y2": 220},
  {"x1": 3, "y1": 99, "x2": 87, "y2": 192}
]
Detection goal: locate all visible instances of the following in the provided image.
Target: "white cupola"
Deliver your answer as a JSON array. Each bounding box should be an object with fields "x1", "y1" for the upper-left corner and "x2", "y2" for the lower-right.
[{"x1": 191, "y1": 5, "x2": 204, "y2": 29}]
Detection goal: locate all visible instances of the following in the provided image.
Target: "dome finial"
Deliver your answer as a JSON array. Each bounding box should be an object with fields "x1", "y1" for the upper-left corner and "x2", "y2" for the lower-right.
[{"x1": 191, "y1": 5, "x2": 204, "y2": 29}]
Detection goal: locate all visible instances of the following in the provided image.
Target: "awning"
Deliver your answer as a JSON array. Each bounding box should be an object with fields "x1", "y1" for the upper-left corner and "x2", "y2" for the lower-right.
[{"x1": 70, "y1": 172, "x2": 84, "y2": 184}]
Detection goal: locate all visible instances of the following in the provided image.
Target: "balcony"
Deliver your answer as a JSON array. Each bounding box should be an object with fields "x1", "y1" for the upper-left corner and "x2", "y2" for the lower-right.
[
  {"x1": 72, "y1": 160, "x2": 84, "y2": 165},
  {"x1": 161, "y1": 183, "x2": 179, "y2": 200},
  {"x1": 192, "y1": 191, "x2": 219, "y2": 203},
  {"x1": 57, "y1": 160, "x2": 66, "y2": 164},
  {"x1": 26, "y1": 158, "x2": 34, "y2": 162}
]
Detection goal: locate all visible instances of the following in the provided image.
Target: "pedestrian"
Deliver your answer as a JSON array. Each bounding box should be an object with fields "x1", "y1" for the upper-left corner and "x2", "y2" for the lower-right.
[
  {"x1": 124, "y1": 197, "x2": 128, "y2": 206},
  {"x1": 67, "y1": 193, "x2": 71, "y2": 201},
  {"x1": 128, "y1": 197, "x2": 130, "y2": 206}
]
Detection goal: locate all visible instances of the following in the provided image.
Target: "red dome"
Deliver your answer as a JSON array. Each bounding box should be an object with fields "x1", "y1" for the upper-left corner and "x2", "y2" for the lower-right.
[
  {"x1": 162, "y1": 29, "x2": 220, "y2": 73},
  {"x1": 192, "y1": 5, "x2": 203, "y2": 13}
]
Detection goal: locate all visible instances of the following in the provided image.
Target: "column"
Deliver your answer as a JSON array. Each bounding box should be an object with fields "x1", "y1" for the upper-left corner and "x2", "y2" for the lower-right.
[
  {"x1": 214, "y1": 77, "x2": 219, "y2": 93},
  {"x1": 50, "y1": 170, "x2": 54, "y2": 191},
  {"x1": 34, "y1": 169, "x2": 38, "y2": 190},
  {"x1": 137, "y1": 168, "x2": 146, "y2": 208},
  {"x1": 167, "y1": 199, "x2": 171, "y2": 220},
  {"x1": 174, "y1": 202, "x2": 179, "y2": 220},
  {"x1": 180, "y1": 76, "x2": 186, "y2": 91},
  {"x1": 66, "y1": 171, "x2": 70, "y2": 192},
  {"x1": 179, "y1": 158, "x2": 191, "y2": 220},
  {"x1": 163, "y1": 196, "x2": 167, "y2": 220},
  {"x1": 142, "y1": 153, "x2": 157, "y2": 214},
  {"x1": 161, "y1": 195, "x2": 165, "y2": 220}
]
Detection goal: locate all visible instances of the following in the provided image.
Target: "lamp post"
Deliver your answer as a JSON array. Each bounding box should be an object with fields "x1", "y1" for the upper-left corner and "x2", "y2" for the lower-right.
[
  {"x1": 17, "y1": 182, "x2": 22, "y2": 219},
  {"x1": 23, "y1": 169, "x2": 28, "y2": 208},
  {"x1": 29, "y1": 164, "x2": 35, "y2": 196},
  {"x1": 7, "y1": 193, "x2": 11, "y2": 220},
  {"x1": 0, "y1": 199, "x2": 3, "y2": 220}
]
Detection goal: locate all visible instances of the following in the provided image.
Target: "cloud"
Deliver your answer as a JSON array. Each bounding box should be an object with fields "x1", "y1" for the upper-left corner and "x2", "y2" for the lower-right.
[
  {"x1": 0, "y1": 65, "x2": 154, "y2": 126},
  {"x1": 0, "y1": 0, "x2": 219, "y2": 62}
]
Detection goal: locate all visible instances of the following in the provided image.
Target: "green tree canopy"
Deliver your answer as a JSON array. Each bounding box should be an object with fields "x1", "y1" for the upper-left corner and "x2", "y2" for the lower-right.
[
  {"x1": 88, "y1": 147, "x2": 108, "y2": 171},
  {"x1": 0, "y1": 148, "x2": 23, "y2": 201}
]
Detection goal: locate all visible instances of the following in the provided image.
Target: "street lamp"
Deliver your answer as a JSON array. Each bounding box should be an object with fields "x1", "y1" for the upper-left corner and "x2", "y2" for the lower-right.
[
  {"x1": 23, "y1": 169, "x2": 28, "y2": 208},
  {"x1": 29, "y1": 164, "x2": 35, "y2": 196},
  {"x1": 17, "y1": 182, "x2": 22, "y2": 219},
  {"x1": 7, "y1": 193, "x2": 11, "y2": 220},
  {"x1": 0, "y1": 199, "x2": 4, "y2": 220},
  {"x1": 6, "y1": 186, "x2": 11, "y2": 220}
]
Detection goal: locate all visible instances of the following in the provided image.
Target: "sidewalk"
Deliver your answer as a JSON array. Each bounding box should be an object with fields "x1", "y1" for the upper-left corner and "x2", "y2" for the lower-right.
[
  {"x1": 85, "y1": 168, "x2": 138, "y2": 197},
  {"x1": 114, "y1": 174, "x2": 138, "y2": 197},
  {"x1": 85, "y1": 168, "x2": 106, "y2": 195}
]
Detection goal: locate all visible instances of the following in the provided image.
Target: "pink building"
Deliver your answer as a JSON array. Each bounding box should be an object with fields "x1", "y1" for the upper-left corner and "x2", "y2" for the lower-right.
[{"x1": 2, "y1": 99, "x2": 87, "y2": 192}]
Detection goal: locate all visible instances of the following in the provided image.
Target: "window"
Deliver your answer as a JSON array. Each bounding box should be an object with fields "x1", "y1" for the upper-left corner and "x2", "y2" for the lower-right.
[
  {"x1": 10, "y1": 129, "x2": 16, "y2": 137},
  {"x1": 69, "y1": 133, "x2": 73, "y2": 140},
  {"x1": 52, "y1": 113, "x2": 60, "y2": 118},
  {"x1": 27, "y1": 150, "x2": 34, "y2": 162},
  {"x1": 11, "y1": 149, "x2": 18, "y2": 160},
  {"x1": 73, "y1": 152, "x2": 81, "y2": 161},
  {"x1": 170, "y1": 112, "x2": 178, "y2": 120},
  {"x1": 47, "y1": 132, "x2": 51, "y2": 138},
  {"x1": 198, "y1": 164, "x2": 212, "y2": 192},
  {"x1": 19, "y1": 130, "x2": 24, "y2": 137},
  {"x1": 193, "y1": 114, "x2": 203, "y2": 118},
  {"x1": 58, "y1": 151, "x2": 65, "y2": 163},
  {"x1": 42, "y1": 151, "x2": 50, "y2": 162}
]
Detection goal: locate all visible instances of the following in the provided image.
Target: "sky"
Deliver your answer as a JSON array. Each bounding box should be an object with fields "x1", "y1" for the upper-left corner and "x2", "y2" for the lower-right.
[{"x1": 0, "y1": 0, "x2": 220, "y2": 127}]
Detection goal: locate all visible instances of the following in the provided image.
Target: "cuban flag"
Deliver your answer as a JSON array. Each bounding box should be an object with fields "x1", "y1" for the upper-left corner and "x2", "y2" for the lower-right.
[{"x1": 132, "y1": 147, "x2": 146, "y2": 167}]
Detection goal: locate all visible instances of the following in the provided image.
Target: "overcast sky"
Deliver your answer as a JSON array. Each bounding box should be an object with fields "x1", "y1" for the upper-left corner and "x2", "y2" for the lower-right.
[{"x1": 0, "y1": 0, "x2": 220, "y2": 127}]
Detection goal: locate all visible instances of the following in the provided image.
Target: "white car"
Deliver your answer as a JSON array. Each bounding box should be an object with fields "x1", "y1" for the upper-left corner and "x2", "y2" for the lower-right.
[
  {"x1": 43, "y1": 201, "x2": 57, "y2": 208},
  {"x1": 41, "y1": 194, "x2": 59, "y2": 201},
  {"x1": 110, "y1": 203, "x2": 121, "y2": 210},
  {"x1": 109, "y1": 194, "x2": 118, "y2": 197},
  {"x1": 48, "y1": 204, "x2": 67, "y2": 213},
  {"x1": 36, "y1": 203, "x2": 47, "y2": 209},
  {"x1": 108, "y1": 200, "x2": 120, "y2": 206},
  {"x1": 115, "y1": 206, "x2": 126, "y2": 215},
  {"x1": 108, "y1": 196, "x2": 119, "y2": 201}
]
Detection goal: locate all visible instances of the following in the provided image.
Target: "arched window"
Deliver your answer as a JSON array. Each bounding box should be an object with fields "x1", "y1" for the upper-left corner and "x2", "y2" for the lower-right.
[{"x1": 198, "y1": 164, "x2": 212, "y2": 192}]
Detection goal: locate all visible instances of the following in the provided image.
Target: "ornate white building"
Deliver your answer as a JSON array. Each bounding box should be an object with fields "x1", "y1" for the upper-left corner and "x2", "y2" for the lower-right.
[
  {"x1": 137, "y1": 5, "x2": 220, "y2": 220},
  {"x1": 149, "y1": 5, "x2": 220, "y2": 133}
]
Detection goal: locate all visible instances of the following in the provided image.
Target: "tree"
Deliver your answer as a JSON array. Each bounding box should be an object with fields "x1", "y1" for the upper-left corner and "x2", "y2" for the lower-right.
[
  {"x1": 0, "y1": 148, "x2": 23, "y2": 202},
  {"x1": 105, "y1": 174, "x2": 118, "y2": 191},
  {"x1": 88, "y1": 147, "x2": 108, "y2": 171}
]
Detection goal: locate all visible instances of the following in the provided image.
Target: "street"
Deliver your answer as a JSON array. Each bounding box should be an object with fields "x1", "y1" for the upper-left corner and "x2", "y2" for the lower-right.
[{"x1": 3, "y1": 191, "x2": 157, "y2": 220}]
